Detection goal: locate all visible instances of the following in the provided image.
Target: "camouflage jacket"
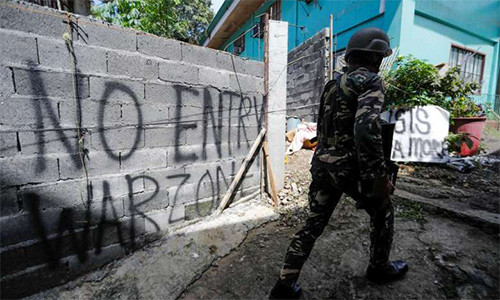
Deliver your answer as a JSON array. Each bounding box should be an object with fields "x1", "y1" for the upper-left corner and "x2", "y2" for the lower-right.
[{"x1": 312, "y1": 66, "x2": 386, "y2": 182}]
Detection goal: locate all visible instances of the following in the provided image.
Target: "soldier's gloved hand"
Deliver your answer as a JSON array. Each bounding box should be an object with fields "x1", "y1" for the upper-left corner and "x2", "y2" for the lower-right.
[{"x1": 363, "y1": 175, "x2": 394, "y2": 210}]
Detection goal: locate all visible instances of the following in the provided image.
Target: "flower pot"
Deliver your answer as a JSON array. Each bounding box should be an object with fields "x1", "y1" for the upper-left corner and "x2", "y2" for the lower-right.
[{"x1": 450, "y1": 117, "x2": 486, "y2": 156}]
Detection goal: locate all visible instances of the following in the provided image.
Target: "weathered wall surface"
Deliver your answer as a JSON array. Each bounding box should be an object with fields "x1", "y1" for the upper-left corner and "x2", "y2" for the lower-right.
[
  {"x1": 286, "y1": 28, "x2": 329, "y2": 122},
  {"x1": 0, "y1": 1, "x2": 264, "y2": 297}
]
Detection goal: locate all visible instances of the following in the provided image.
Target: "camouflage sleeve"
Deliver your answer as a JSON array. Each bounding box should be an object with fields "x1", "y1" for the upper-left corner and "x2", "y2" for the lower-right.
[{"x1": 353, "y1": 75, "x2": 386, "y2": 180}]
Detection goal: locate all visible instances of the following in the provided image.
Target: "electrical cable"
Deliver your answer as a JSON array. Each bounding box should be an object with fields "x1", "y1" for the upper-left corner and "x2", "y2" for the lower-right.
[
  {"x1": 64, "y1": 13, "x2": 91, "y2": 209},
  {"x1": 0, "y1": 47, "x2": 320, "y2": 135}
]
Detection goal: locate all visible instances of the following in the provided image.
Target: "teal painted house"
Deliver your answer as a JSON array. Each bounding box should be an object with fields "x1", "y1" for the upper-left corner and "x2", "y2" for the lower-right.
[{"x1": 203, "y1": 0, "x2": 499, "y2": 100}]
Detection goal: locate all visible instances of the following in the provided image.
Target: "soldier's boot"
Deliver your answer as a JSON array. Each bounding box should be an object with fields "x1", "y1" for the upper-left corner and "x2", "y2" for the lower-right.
[
  {"x1": 366, "y1": 260, "x2": 409, "y2": 283},
  {"x1": 269, "y1": 280, "x2": 302, "y2": 299},
  {"x1": 366, "y1": 202, "x2": 408, "y2": 283}
]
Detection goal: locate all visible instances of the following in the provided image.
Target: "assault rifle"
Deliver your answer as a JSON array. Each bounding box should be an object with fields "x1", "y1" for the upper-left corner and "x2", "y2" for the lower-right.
[{"x1": 382, "y1": 123, "x2": 399, "y2": 193}]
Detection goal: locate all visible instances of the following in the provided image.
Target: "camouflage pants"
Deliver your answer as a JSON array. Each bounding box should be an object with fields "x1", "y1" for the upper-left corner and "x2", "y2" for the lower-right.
[{"x1": 279, "y1": 166, "x2": 394, "y2": 285}]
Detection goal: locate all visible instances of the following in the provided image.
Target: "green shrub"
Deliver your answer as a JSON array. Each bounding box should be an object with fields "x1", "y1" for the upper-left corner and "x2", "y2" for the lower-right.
[{"x1": 382, "y1": 55, "x2": 483, "y2": 119}]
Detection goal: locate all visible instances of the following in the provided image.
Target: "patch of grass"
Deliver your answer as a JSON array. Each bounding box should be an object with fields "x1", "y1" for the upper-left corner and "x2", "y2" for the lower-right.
[{"x1": 395, "y1": 201, "x2": 425, "y2": 223}]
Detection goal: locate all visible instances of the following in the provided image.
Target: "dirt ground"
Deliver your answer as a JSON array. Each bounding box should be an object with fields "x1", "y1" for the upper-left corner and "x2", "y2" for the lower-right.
[{"x1": 180, "y1": 149, "x2": 500, "y2": 300}]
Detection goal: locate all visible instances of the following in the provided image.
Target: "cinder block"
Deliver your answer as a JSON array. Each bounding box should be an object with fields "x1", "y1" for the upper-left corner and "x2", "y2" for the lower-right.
[
  {"x1": 167, "y1": 182, "x2": 199, "y2": 206},
  {"x1": 0, "y1": 30, "x2": 38, "y2": 65},
  {"x1": 92, "y1": 216, "x2": 144, "y2": 248},
  {"x1": 107, "y1": 50, "x2": 159, "y2": 80},
  {"x1": 143, "y1": 208, "x2": 172, "y2": 233},
  {"x1": 67, "y1": 243, "x2": 126, "y2": 278},
  {"x1": 143, "y1": 167, "x2": 186, "y2": 192},
  {"x1": 199, "y1": 67, "x2": 230, "y2": 89},
  {"x1": 200, "y1": 86, "x2": 224, "y2": 109},
  {"x1": 18, "y1": 127, "x2": 90, "y2": 156},
  {"x1": 24, "y1": 227, "x2": 95, "y2": 269},
  {"x1": 167, "y1": 205, "x2": 185, "y2": 224},
  {"x1": 216, "y1": 51, "x2": 234, "y2": 73},
  {"x1": 75, "y1": 17, "x2": 136, "y2": 51},
  {"x1": 59, "y1": 151, "x2": 120, "y2": 179},
  {"x1": 137, "y1": 33, "x2": 182, "y2": 61},
  {"x1": 90, "y1": 174, "x2": 144, "y2": 201},
  {"x1": 121, "y1": 148, "x2": 167, "y2": 172},
  {"x1": 89, "y1": 77, "x2": 144, "y2": 104},
  {"x1": 0, "y1": 95, "x2": 59, "y2": 126},
  {"x1": 90, "y1": 127, "x2": 144, "y2": 152},
  {"x1": 145, "y1": 83, "x2": 177, "y2": 104},
  {"x1": 0, "y1": 246, "x2": 27, "y2": 276},
  {"x1": 238, "y1": 172, "x2": 260, "y2": 190},
  {"x1": 184, "y1": 125, "x2": 227, "y2": 146},
  {"x1": 166, "y1": 144, "x2": 203, "y2": 166},
  {"x1": 0, "y1": 187, "x2": 19, "y2": 216},
  {"x1": 59, "y1": 97, "x2": 122, "y2": 128},
  {"x1": 184, "y1": 197, "x2": 218, "y2": 220},
  {"x1": 37, "y1": 37, "x2": 107, "y2": 74},
  {"x1": 0, "y1": 66, "x2": 14, "y2": 98},
  {"x1": 0, "y1": 132, "x2": 18, "y2": 157},
  {"x1": 159, "y1": 60, "x2": 199, "y2": 85},
  {"x1": 0, "y1": 213, "x2": 34, "y2": 246},
  {"x1": 144, "y1": 126, "x2": 183, "y2": 148},
  {"x1": 0, "y1": 1, "x2": 68, "y2": 39},
  {"x1": 180, "y1": 180, "x2": 216, "y2": 205},
  {"x1": 229, "y1": 73, "x2": 264, "y2": 94},
  {"x1": 0, "y1": 155, "x2": 59, "y2": 187},
  {"x1": 124, "y1": 188, "x2": 169, "y2": 216},
  {"x1": 184, "y1": 160, "x2": 236, "y2": 186},
  {"x1": 143, "y1": 205, "x2": 184, "y2": 227},
  {"x1": 87, "y1": 195, "x2": 125, "y2": 223},
  {"x1": 19, "y1": 180, "x2": 84, "y2": 210},
  {"x1": 181, "y1": 43, "x2": 217, "y2": 69},
  {"x1": 231, "y1": 56, "x2": 265, "y2": 78},
  {"x1": 122, "y1": 102, "x2": 168, "y2": 125},
  {"x1": 13, "y1": 68, "x2": 89, "y2": 99}
]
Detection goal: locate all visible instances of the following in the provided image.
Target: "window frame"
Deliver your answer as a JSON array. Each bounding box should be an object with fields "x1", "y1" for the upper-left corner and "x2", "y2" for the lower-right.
[
  {"x1": 449, "y1": 43, "x2": 486, "y2": 94},
  {"x1": 233, "y1": 35, "x2": 246, "y2": 55}
]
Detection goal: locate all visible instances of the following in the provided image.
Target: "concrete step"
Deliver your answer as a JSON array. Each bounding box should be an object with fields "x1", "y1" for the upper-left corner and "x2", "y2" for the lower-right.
[{"x1": 393, "y1": 189, "x2": 499, "y2": 234}]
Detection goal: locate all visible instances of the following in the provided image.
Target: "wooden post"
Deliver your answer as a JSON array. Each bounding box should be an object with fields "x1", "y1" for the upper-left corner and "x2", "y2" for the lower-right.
[{"x1": 216, "y1": 128, "x2": 267, "y2": 215}]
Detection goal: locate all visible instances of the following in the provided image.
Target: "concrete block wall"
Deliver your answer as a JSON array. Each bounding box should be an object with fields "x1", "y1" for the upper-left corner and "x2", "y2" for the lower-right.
[
  {"x1": 286, "y1": 28, "x2": 329, "y2": 122},
  {"x1": 0, "y1": 1, "x2": 264, "y2": 297}
]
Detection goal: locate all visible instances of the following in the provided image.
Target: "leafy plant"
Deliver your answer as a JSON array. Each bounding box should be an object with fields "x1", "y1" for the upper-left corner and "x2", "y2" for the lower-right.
[
  {"x1": 382, "y1": 56, "x2": 483, "y2": 119},
  {"x1": 91, "y1": 0, "x2": 213, "y2": 44},
  {"x1": 382, "y1": 55, "x2": 441, "y2": 109},
  {"x1": 445, "y1": 132, "x2": 474, "y2": 153},
  {"x1": 437, "y1": 67, "x2": 483, "y2": 119}
]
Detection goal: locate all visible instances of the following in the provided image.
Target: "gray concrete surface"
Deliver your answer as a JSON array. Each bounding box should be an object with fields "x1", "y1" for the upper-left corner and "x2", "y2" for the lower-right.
[
  {"x1": 28, "y1": 200, "x2": 278, "y2": 299},
  {"x1": 0, "y1": 0, "x2": 265, "y2": 296}
]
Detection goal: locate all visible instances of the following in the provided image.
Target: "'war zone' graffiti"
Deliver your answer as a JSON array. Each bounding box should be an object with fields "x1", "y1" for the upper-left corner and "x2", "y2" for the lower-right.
[{"x1": 381, "y1": 105, "x2": 450, "y2": 163}]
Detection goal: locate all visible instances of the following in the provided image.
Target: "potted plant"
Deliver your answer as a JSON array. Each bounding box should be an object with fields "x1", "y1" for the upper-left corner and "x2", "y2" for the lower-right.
[{"x1": 439, "y1": 67, "x2": 485, "y2": 156}]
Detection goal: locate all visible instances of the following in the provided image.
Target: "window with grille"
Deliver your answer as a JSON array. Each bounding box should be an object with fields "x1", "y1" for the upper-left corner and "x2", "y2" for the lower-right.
[
  {"x1": 449, "y1": 45, "x2": 485, "y2": 93},
  {"x1": 233, "y1": 35, "x2": 245, "y2": 55}
]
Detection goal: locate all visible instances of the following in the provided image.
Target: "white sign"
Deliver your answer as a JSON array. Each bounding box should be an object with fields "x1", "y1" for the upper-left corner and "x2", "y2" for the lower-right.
[{"x1": 381, "y1": 105, "x2": 450, "y2": 163}]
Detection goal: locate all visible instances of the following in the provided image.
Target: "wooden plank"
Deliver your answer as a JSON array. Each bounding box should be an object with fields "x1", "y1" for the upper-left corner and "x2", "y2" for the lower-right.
[
  {"x1": 216, "y1": 128, "x2": 267, "y2": 215},
  {"x1": 263, "y1": 141, "x2": 278, "y2": 206}
]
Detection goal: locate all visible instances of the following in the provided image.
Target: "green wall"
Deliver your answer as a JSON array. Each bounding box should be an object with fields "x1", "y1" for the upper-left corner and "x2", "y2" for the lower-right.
[{"x1": 215, "y1": 0, "x2": 499, "y2": 96}]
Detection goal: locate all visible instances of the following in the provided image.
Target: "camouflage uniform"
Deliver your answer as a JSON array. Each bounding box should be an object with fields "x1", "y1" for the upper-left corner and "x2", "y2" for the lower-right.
[{"x1": 279, "y1": 66, "x2": 394, "y2": 285}]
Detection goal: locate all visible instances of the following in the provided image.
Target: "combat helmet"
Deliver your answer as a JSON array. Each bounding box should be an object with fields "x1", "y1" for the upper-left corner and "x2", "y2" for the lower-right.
[{"x1": 345, "y1": 28, "x2": 392, "y2": 60}]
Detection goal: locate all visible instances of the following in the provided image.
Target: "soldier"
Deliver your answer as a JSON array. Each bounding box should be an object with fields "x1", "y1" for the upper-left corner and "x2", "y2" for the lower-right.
[{"x1": 269, "y1": 28, "x2": 408, "y2": 299}]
